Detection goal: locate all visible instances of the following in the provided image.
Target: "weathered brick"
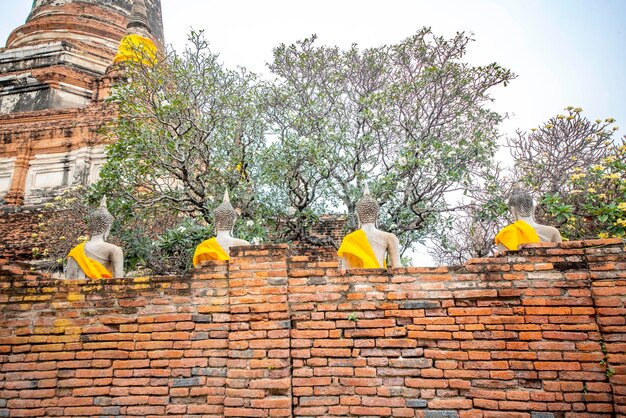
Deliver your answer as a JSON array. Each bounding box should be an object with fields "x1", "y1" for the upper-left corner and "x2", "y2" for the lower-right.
[{"x1": 1, "y1": 240, "x2": 625, "y2": 418}]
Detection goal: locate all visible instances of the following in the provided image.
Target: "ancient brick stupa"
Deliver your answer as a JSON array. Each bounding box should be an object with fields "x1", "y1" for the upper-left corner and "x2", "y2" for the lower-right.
[{"x1": 0, "y1": 0, "x2": 163, "y2": 206}]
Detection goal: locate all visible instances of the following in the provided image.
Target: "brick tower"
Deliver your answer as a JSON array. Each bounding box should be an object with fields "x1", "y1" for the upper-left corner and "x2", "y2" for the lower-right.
[{"x1": 0, "y1": 0, "x2": 163, "y2": 206}]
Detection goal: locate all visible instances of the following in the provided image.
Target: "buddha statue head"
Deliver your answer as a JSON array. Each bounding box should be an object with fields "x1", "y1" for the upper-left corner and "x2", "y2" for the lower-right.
[
  {"x1": 87, "y1": 197, "x2": 115, "y2": 239},
  {"x1": 214, "y1": 189, "x2": 237, "y2": 233},
  {"x1": 355, "y1": 183, "x2": 380, "y2": 227},
  {"x1": 508, "y1": 186, "x2": 535, "y2": 220}
]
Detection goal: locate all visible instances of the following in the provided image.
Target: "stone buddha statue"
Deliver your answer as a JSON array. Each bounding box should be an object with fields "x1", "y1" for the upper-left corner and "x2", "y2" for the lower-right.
[
  {"x1": 495, "y1": 186, "x2": 562, "y2": 252},
  {"x1": 193, "y1": 190, "x2": 250, "y2": 267},
  {"x1": 337, "y1": 184, "x2": 401, "y2": 269},
  {"x1": 66, "y1": 197, "x2": 124, "y2": 279}
]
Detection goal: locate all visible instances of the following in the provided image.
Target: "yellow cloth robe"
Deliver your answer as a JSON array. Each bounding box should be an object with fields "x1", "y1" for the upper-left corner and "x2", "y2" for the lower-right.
[
  {"x1": 494, "y1": 220, "x2": 541, "y2": 251},
  {"x1": 193, "y1": 237, "x2": 229, "y2": 267},
  {"x1": 113, "y1": 34, "x2": 157, "y2": 65},
  {"x1": 67, "y1": 243, "x2": 112, "y2": 279},
  {"x1": 337, "y1": 229, "x2": 385, "y2": 268}
]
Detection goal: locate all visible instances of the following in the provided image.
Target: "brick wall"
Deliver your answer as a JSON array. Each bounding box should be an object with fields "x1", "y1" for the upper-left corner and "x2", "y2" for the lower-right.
[
  {"x1": 1, "y1": 239, "x2": 625, "y2": 417},
  {"x1": 0, "y1": 208, "x2": 48, "y2": 261}
]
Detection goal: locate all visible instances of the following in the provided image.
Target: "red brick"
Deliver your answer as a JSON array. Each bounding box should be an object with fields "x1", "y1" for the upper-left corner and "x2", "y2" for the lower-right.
[
  {"x1": 350, "y1": 406, "x2": 392, "y2": 416},
  {"x1": 63, "y1": 407, "x2": 103, "y2": 415},
  {"x1": 406, "y1": 378, "x2": 448, "y2": 389},
  {"x1": 428, "y1": 398, "x2": 473, "y2": 409}
]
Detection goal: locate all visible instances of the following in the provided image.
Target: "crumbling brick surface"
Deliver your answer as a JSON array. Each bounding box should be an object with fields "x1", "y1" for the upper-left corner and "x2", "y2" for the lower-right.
[
  {"x1": 0, "y1": 208, "x2": 49, "y2": 261},
  {"x1": 0, "y1": 239, "x2": 624, "y2": 417}
]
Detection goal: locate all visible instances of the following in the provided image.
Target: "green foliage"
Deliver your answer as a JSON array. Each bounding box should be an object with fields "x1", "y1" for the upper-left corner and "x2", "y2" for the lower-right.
[
  {"x1": 266, "y1": 29, "x2": 514, "y2": 253},
  {"x1": 95, "y1": 28, "x2": 514, "y2": 272},
  {"x1": 99, "y1": 29, "x2": 268, "y2": 226},
  {"x1": 540, "y1": 140, "x2": 626, "y2": 240},
  {"x1": 430, "y1": 108, "x2": 623, "y2": 264},
  {"x1": 95, "y1": 31, "x2": 271, "y2": 274},
  {"x1": 510, "y1": 107, "x2": 617, "y2": 194}
]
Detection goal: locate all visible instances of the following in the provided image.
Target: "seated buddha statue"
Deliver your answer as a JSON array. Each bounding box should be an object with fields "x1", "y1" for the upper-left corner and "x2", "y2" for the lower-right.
[
  {"x1": 193, "y1": 190, "x2": 250, "y2": 267},
  {"x1": 495, "y1": 186, "x2": 562, "y2": 252},
  {"x1": 66, "y1": 197, "x2": 124, "y2": 279},
  {"x1": 337, "y1": 184, "x2": 401, "y2": 269}
]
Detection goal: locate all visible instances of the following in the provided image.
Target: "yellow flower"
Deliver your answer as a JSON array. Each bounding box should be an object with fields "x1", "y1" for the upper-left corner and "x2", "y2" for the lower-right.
[
  {"x1": 545, "y1": 124, "x2": 554, "y2": 129},
  {"x1": 570, "y1": 173, "x2": 585, "y2": 181},
  {"x1": 56, "y1": 258, "x2": 63, "y2": 264},
  {"x1": 587, "y1": 187, "x2": 596, "y2": 193},
  {"x1": 573, "y1": 107, "x2": 583, "y2": 113},
  {"x1": 567, "y1": 115, "x2": 575, "y2": 120},
  {"x1": 591, "y1": 165, "x2": 604, "y2": 171},
  {"x1": 597, "y1": 194, "x2": 606, "y2": 199},
  {"x1": 596, "y1": 119, "x2": 602, "y2": 124},
  {"x1": 598, "y1": 232, "x2": 609, "y2": 239},
  {"x1": 603, "y1": 173, "x2": 620, "y2": 180},
  {"x1": 556, "y1": 114, "x2": 565, "y2": 119},
  {"x1": 605, "y1": 117, "x2": 616, "y2": 123},
  {"x1": 615, "y1": 219, "x2": 626, "y2": 227},
  {"x1": 604, "y1": 156, "x2": 616, "y2": 163},
  {"x1": 618, "y1": 202, "x2": 626, "y2": 211}
]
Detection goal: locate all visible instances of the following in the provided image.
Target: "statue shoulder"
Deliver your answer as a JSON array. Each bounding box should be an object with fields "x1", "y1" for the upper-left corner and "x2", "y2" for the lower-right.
[
  {"x1": 536, "y1": 223, "x2": 562, "y2": 243},
  {"x1": 232, "y1": 238, "x2": 251, "y2": 247},
  {"x1": 382, "y1": 231, "x2": 400, "y2": 245},
  {"x1": 102, "y1": 242, "x2": 123, "y2": 256},
  {"x1": 545, "y1": 225, "x2": 562, "y2": 242}
]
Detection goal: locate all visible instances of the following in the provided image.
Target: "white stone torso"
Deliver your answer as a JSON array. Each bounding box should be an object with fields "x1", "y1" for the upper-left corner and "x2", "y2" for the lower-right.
[
  {"x1": 517, "y1": 216, "x2": 562, "y2": 243},
  {"x1": 65, "y1": 235, "x2": 124, "y2": 279},
  {"x1": 349, "y1": 223, "x2": 401, "y2": 269},
  {"x1": 497, "y1": 215, "x2": 562, "y2": 252}
]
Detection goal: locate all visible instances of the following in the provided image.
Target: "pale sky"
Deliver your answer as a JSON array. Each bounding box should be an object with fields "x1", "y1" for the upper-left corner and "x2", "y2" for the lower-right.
[
  {"x1": 1, "y1": 0, "x2": 625, "y2": 264},
  {"x1": 2, "y1": 0, "x2": 624, "y2": 142}
]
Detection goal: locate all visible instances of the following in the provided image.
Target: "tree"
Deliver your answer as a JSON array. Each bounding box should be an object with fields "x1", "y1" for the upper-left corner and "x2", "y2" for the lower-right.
[
  {"x1": 94, "y1": 28, "x2": 515, "y2": 272},
  {"x1": 31, "y1": 185, "x2": 92, "y2": 273},
  {"x1": 99, "y1": 30, "x2": 268, "y2": 225},
  {"x1": 541, "y1": 137, "x2": 626, "y2": 240},
  {"x1": 428, "y1": 168, "x2": 512, "y2": 265},
  {"x1": 508, "y1": 107, "x2": 616, "y2": 194},
  {"x1": 265, "y1": 29, "x2": 515, "y2": 254},
  {"x1": 431, "y1": 109, "x2": 622, "y2": 264},
  {"x1": 94, "y1": 31, "x2": 270, "y2": 274}
]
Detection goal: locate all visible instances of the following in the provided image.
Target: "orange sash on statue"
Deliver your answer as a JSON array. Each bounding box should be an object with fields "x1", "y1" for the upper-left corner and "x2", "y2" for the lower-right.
[
  {"x1": 113, "y1": 34, "x2": 157, "y2": 65},
  {"x1": 193, "y1": 237, "x2": 229, "y2": 267},
  {"x1": 337, "y1": 229, "x2": 385, "y2": 268},
  {"x1": 67, "y1": 243, "x2": 112, "y2": 279},
  {"x1": 495, "y1": 220, "x2": 541, "y2": 251}
]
